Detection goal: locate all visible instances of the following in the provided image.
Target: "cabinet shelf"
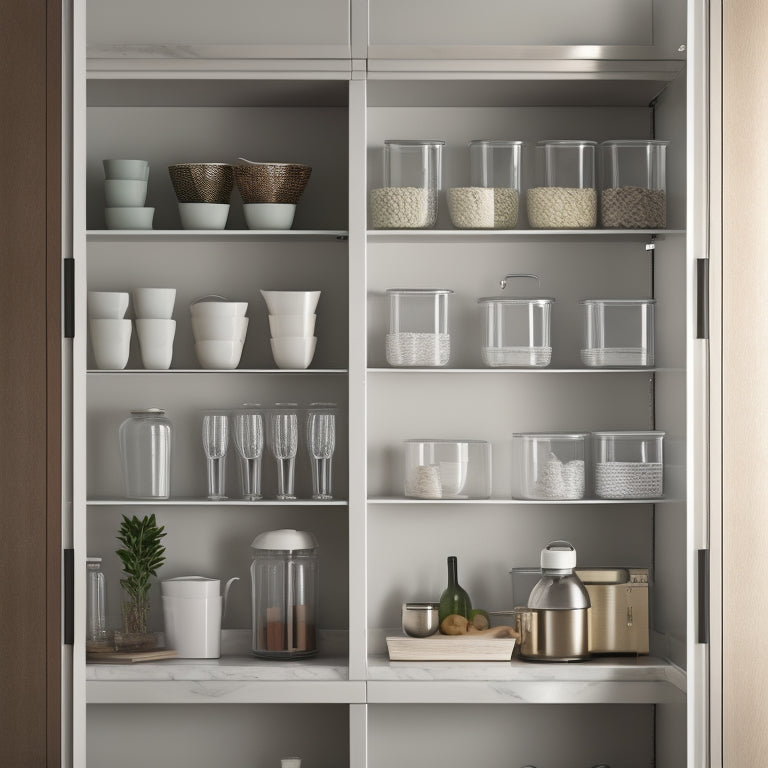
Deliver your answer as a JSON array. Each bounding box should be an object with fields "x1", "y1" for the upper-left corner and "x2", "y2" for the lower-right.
[
  {"x1": 87, "y1": 498, "x2": 348, "y2": 506},
  {"x1": 365, "y1": 655, "x2": 685, "y2": 705},
  {"x1": 367, "y1": 367, "x2": 659, "y2": 374},
  {"x1": 87, "y1": 229, "x2": 349, "y2": 242},
  {"x1": 87, "y1": 368, "x2": 348, "y2": 375},
  {"x1": 367, "y1": 229, "x2": 683, "y2": 243},
  {"x1": 367, "y1": 497, "x2": 665, "y2": 506}
]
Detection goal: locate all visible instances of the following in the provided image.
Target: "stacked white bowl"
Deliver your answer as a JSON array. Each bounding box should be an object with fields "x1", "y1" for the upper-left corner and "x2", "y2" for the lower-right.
[
  {"x1": 191, "y1": 296, "x2": 249, "y2": 369},
  {"x1": 87, "y1": 291, "x2": 131, "y2": 369},
  {"x1": 261, "y1": 290, "x2": 321, "y2": 369},
  {"x1": 133, "y1": 288, "x2": 177, "y2": 369},
  {"x1": 103, "y1": 159, "x2": 154, "y2": 230}
]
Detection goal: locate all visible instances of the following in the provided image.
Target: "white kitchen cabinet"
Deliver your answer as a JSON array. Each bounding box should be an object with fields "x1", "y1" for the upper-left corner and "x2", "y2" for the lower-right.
[{"x1": 69, "y1": 0, "x2": 709, "y2": 766}]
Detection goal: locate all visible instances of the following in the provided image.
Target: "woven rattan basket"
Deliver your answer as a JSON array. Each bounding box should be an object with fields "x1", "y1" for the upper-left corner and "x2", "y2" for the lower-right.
[
  {"x1": 234, "y1": 163, "x2": 312, "y2": 204},
  {"x1": 168, "y1": 163, "x2": 234, "y2": 204}
]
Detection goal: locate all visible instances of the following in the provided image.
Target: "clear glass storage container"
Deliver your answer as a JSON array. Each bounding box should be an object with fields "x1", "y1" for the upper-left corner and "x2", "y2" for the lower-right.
[
  {"x1": 527, "y1": 140, "x2": 597, "y2": 229},
  {"x1": 593, "y1": 430, "x2": 665, "y2": 499},
  {"x1": 600, "y1": 140, "x2": 668, "y2": 228},
  {"x1": 447, "y1": 140, "x2": 522, "y2": 229},
  {"x1": 370, "y1": 140, "x2": 444, "y2": 229},
  {"x1": 404, "y1": 439, "x2": 491, "y2": 499},
  {"x1": 386, "y1": 288, "x2": 452, "y2": 367},
  {"x1": 86, "y1": 557, "x2": 110, "y2": 650},
  {"x1": 580, "y1": 298, "x2": 655, "y2": 368},
  {"x1": 118, "y1": 408, "x2": 172, "y2": 499},
  {"x1": 511, "y1": 432, "x2": 588, "y2": 500}
]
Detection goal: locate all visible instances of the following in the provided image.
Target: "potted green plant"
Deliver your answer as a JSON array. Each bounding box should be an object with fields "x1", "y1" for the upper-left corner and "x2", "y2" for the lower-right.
[{"x1": 114, "y1": 513, "x2": 166, "y2": 650}]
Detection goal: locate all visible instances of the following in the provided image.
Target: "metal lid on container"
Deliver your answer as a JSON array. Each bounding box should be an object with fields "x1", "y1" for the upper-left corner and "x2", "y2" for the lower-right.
[
  {"x1": 469, "y1": 139, "x2": 523, "y2": 146},
  {"x1": 513, "y1": 432, "x2": 588, "y2": 440},
  {"x1": 592, "y1": 430, "x2": 665, "y2": 437},
  {"x1": 251, "y1": 529, "x2": 317, "y2": 552},
  {"x1": 536, "y1": 139, "x2": 597, "y2": 146},
  {"x1": 600, "y1": 139, "x2": 669, "y2": 146},
  {"x1": 384, "y1": 139, "x2": 445, "y2": 146},
  {"x1": 580, "y1": 298, "x2": 656, "y2": 305},
  {"x1": 129, "y1": 408, "x2": 166, "y2": 415},
  {"x1": 477, "y1": 296, "x2": 554, "y2": 304},
  {"x1": 387, "y1": 288, "x2": 453, "y2": 295}
]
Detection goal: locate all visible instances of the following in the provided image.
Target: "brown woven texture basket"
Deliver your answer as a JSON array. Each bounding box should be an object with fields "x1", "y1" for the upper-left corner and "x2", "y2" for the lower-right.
[
  {"x1": 234, "y1": 163, "x2": 312, "y2": 204},
  {"x1": 168, "y1": 163, "x2": 234, "y2": 204}
]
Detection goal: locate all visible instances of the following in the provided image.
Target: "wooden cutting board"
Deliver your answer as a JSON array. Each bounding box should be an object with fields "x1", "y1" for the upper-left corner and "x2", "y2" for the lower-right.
[
  {"x1": 86, "y1": 649, "x2": 178, "y2": 663},
  {"x1": 386, "y1": 635, "x2": 516, "y2": 661}
]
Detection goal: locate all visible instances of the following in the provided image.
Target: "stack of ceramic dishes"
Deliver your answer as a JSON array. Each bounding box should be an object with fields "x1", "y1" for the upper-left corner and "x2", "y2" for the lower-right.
[
  {"x1": 261, "y1": 290, "x2": 320, "y2": 369},
  {"x1": 133, "y1": 288, "x2": 177, "y2": 370},
  {"x1": 87, "y1": 291, "x2": 131, "y2": 369},
  {"x1": 234, "y1": 159, "x2": 312, "y2": 230},
  {"x1": 103, "y1": 159, "x2": 154, "y2": 230},
  {"x1": 168, "y1": 163, "x2": 234, "y2": 230},
  {"x1": 190, "y1": 295, "x2": 249, "y2": 369}
]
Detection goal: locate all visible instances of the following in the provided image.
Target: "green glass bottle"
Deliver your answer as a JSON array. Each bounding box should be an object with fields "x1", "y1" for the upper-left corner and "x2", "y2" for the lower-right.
[{"x1": 438, "y1": 555, "x2": 472, "y2": 623}]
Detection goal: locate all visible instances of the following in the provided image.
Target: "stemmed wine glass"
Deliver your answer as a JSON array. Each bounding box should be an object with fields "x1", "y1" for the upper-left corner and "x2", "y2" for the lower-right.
[
  {"x1": 202, "y1": 410, "x2": 229, "y2": 500},
  {"x1": 232, "y1": 404, "x2": 264, "y2": 501},
  {"x1": 268, "y1": 404, "x2": 298, "y2": 500},
  {"x1": 306, "y1": 403, "x2": 336, "y2": 500}
]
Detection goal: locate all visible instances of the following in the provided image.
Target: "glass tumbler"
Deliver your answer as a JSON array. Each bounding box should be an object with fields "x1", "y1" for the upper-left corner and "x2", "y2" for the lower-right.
[
  {"x1": 306, "y1": 403, "x2": 336, "y2": 500},
  {"x1": 202, "y1": 410, "x2": 229, "y2": 500},
  {"x1": 232, "y1": 404, "x2": 264, "y2": 501},
  {"x1": 86, "y1": 557, "x2": 109, "y2": 649},
  {"x1": 119, "y1": 408, "x2": 172, "y2": 499},
  {"x1": 269, "y1": 404, "x2": 299, "y2": 500}
]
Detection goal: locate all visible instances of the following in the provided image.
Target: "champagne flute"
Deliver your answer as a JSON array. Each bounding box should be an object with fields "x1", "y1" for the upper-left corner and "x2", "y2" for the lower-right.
[
  {"x1": 232, "y1": 404, "x2": 264, "y2": 501},
  {"x1": 268, "y1": 404, "x2": 298, "y2": 500},
  {"x1": 307, "y1": 403, "x2": 336, "y2": 500},
  {"x1": 202, "y1": 410, "x2": 229, "y2": 500}
]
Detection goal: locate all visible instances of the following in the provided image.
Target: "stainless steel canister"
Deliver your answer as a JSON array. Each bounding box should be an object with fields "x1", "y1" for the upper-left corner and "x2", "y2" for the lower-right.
[{"x1": 514, "y1": 606, "x2": 591, "y2": 661}]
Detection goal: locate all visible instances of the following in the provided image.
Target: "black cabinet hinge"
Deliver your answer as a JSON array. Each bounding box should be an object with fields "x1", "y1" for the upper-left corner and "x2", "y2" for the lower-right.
[
  {"x1": 64, "y1": 259, "x2": 75, "y2": 339},
  {"x1": 696, "y1": 259, "x2": 709, "y2": 340}
]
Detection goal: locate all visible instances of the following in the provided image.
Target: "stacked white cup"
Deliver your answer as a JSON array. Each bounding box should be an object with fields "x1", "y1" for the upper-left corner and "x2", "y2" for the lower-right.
[
  {"x1": 133, "y1": 288, "x2": 177, "y2": 369},
  {"x1": 261, "y1": 290, "x2": 321, "y2": 369},
  {"x1": 87, "y1": 291, "x2": 131, "y2": 369},
  {"x1": 190, "y1": 295, "x2": 249, "y2": 369},
  {"x1": 103, "y1": 159, "x2": 154, "y2": 230}
]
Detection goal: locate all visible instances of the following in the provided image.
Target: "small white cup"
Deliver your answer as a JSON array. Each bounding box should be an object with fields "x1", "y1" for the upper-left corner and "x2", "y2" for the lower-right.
[
  {"x1": 136, "y1": 318, "x2": 176, "y2": 370},
  {"x1": 162, "y1": 595, "x2": 222, "y2": 658},
  {"x1": 104, "y1": 179, "x2": 148, "y2": 207},
  {"x1": 132, "y1": 288, "x2": 176, "y2": 319},
  {"x1": 89, "y1": 318, "x2": 132, "y2": 370},
  {"x1": 243, "y1": 202, "x2": 296, "y2": 230},
  {"x1": 194, "y1": 340, "x2": 244, "y2": 370},
  {"x1": 161, "y1": 576, "x2": 221, "y2": 599},
  {"x1": 260, "y1": 290, "x2": 321, "y2": 315},
  {"x1": 105, "y1": 206, "x2": 154, "y2": 230},
  {"x1": 191, "y1": 315, "x2": 249, "y2": 343},
  {"x1": 103, "y1": 159, "x2": 149, "y2": 181},
  {"x1": 270, "y1": 336, "x2": 317, "y2": 369},
  {"x1": 88, "y1": 291, "x2": 129, "y2": 319},
  {"x1": 268, "y1": 313, "x2": 316, "y2": 339},
  {"x1": 178, "y1": 202, "x2": 230, "y2": 230}
]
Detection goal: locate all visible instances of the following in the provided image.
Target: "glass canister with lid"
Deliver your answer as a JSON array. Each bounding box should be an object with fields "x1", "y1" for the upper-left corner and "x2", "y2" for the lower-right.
[
  {"x1": 593, "y1": 430, "x2": 665, "y2": 499},
  {"x1": 527, "y1": 140, "x2": 597, "y2": 229},
  {"x1": 447, "y1": 140, "x2": 522, "y2": 229},
  {"x1": 511, "y1": 432, "x2": 588, "y2": 500},
  {"x1": 386, "y1": 288, "x2": 452, "y2": 367},
  {"x1": 118, "y1": 407, "x2": 172, "y2": 499},
  {"x1": 370, "y1": 140, "x2": 444, "y2": 229},
  {"x1": 581, "y1": 298, "x2": 656, "y2": 368}
]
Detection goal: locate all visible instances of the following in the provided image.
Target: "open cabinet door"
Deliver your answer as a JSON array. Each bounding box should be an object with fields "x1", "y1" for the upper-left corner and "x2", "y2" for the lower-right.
[{"x1": 0, "y1": 0, "x2": 63, "y2": 765}]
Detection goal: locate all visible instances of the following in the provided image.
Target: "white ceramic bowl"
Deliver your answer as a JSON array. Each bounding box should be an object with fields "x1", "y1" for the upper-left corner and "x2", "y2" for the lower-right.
[
  {"x1": 243, "y1": 203, "x2": 296, "y2": 230},
  {"x1": 103, "y1": 158, "x2": 149, "y2": 181},
  {"x1": 191, "y1": 315, "x2": 249, "y2": 343},
  {"x1": 189, "y1": 300, "x2": 248, "y2": 318},
  {"x1": 195, "y1": 339, "x2": 244, "y2": 369},
  {"x1": 268, "y1": 313, "x2": 316, "y2": 338},
  {"x1": 87, "y1": 291, "x2": 129, "y2": 319},
  {"x1": 260, "y1": 290, "x2": 321, "y2": 316},
  {"x1": 132, "y1": 288, "x2": 176, "y2": 319},
  {"x1": 269, "y1": 336, "x2": 317, "y2": 369},
  {"x1": 178, "y1": 202, "x2": 230, "y2": 230},
  {"x1": 104, "y1": 179, "x2": 148, "y2": 207},
  {"x1": 105, "y1": 206, "x2": 154, "y2": 230}
]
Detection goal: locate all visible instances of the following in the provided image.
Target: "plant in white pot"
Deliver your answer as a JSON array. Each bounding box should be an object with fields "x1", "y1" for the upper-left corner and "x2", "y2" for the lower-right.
[{"x1": 114, "y1": 513, "x2": 166, "y2": 650}]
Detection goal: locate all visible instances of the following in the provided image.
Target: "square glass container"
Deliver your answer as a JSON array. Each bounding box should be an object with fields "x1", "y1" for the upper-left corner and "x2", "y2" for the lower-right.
[
  {"x1": 478, "y1": 296, "x2": 554, "y2": 367},
  {"x1": 527, "y1": 140, "x2": 597, "y2": 229},
  {"x1": 404, "y1": 439, "x2": 492, "y2": 499},
  {"x1": 600, "y1": 140, "x2": 668, "y2": 228},
  {"x1": 370, "y1": 140, "x2": 444, "y2": 229},
  {"x1": 580, "y1": 298, "x2": 655, "y2": 368},
  {"x1": 592, "y1": 430, "x2": 665, "y2": 499},
  {"x1": 511, "y1": 432, "x2": 588, "y2": 500},
  {"x1": 386, "y1": 289, "x2": 452, "y2": 367},
  {"x1": 447, "y1": 140, "x2": 522, "y2": 229}
]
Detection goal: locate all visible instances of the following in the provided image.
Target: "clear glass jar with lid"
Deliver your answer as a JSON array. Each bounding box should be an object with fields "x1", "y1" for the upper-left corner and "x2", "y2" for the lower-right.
[
  {"x1": 527, "y1": 140, "x2": 597, "y2": 229},
  {"x1": 600, "y1": 139, "x2": 668, "y2": 228},
  {"x1": 580, "y1": 298, "x2": 656, "y2": 368},
  {"x1": 386, "y1": 288, "x2": 452, "y2": 367},
  {"x1": 118, "y1": 408, "x2": 172, "y2": 499},
  {"x1": 592, "y1": 430, "x2": 664, "y2": 499},
  {"x1": 86, "y1": 557, "x2": 110, "y2": 650},
  {"x1": 370, "y1": 140, "x2": 444, "y2": 229},
  {"x1": 447, "y1": 140, "x2": 522, "y2": 229},
  {"x1": 511, "y1": 433, "x2": 588, "y2": 500}
]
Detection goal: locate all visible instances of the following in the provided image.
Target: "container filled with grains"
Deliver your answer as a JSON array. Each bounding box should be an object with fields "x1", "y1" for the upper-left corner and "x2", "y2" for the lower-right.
[
  {"x1": 527, "y1": 140, "x2": 597, "y2": 229},
  {"x1": 404, "y1": 439, "x2": 492, "y2": 499},
  {"x1": 592, "y1": 431, "x2": 665, "y2": 499},
  {"x1": 580, "y1": 298, "x2": 656, "y2": 368},
  {"x1": 370, "y1": 140, "x2": 444, "y2": 229},
  {"x1": 447, "y1": 139, "x2": 523, "y2": 229},
  {"x1": 511, "y1": 433, "x2": 588, "y2": 500},
  {"x1": 600, "y1": 140, "x2": 668, "y2": 228},
  {"x1": 386, "y1": 288, "x2": 452, "y2": 367}
]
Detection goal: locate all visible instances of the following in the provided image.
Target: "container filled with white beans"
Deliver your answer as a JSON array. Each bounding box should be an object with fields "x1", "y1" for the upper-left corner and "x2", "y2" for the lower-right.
[
  {"x1": 592, "y1": 431, "x2": 664, "y2": 499},
  {"x1": 511, "y1": 433, "x2": 588, "y2": 500},
  {"x1": 404, "y1": 439, "x2": 492, "y2": 499},
  {"x1": 386, "y1": 288, "x2": 452, "y2": 367},
  {"x1": 370, "y1": 140, "x2": 444, "y2": 229}
]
